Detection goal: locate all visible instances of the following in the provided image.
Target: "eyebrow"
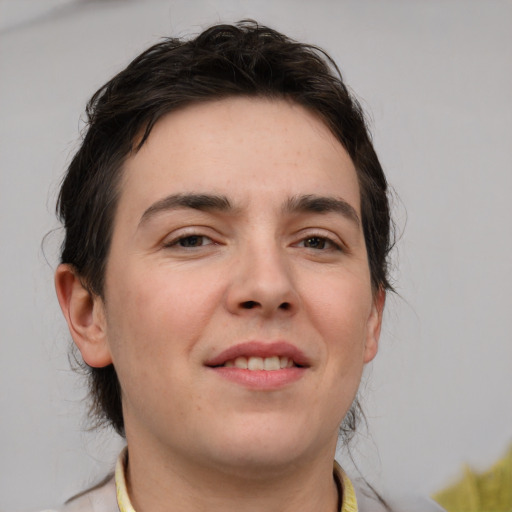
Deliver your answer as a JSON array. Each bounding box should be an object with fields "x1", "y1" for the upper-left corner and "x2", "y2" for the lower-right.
[
  {"x1": 284, "y1": 194, "x2": 360, "y2": 225},
  {"x1": 138, "y1": 192, "x2": 360, "y2": 228},
  {"x1": 139, "y1": 193, "x2": 234, "y2": 226}
]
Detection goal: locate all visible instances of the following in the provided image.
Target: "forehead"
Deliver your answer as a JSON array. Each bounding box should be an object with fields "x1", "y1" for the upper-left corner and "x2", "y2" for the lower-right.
[{"x1": 117, "y1": 97, "x2": 360, "y2": 225}]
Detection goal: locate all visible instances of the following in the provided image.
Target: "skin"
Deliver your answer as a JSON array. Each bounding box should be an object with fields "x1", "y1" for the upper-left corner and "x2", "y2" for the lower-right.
[{"x1": 56, "y1": 97, "x2": 385, "y2": 512}]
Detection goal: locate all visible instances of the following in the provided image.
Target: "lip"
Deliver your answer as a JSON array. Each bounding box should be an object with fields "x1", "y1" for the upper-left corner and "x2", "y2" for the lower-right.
[
  {"x1": 204, "y1": 341, "x2": 310, "y2": 368},
  {"x1": 205, "y1": 341, "x2": 309, "y2": 390}
]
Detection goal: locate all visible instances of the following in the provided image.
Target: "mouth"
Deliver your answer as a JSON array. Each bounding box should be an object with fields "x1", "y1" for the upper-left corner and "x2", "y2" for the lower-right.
[
  {"x1": 217, "y1": 355, "x2": 297, "y2": 370},
  {"x1": 204, "y1": 341, "x2": 308, "y2": 389},
  {"x1": 205, "y1": 341, "x2": 309, "y2": 369}
]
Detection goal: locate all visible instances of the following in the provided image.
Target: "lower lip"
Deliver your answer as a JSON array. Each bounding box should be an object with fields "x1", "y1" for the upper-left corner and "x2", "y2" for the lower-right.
[{"x1": 209, "y1": 367, "x2": 306, "y2": 389}]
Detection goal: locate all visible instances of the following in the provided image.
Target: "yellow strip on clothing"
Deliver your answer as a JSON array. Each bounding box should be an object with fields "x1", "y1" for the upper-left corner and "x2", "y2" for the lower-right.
[
  {"x1": 335, "y1": 461, "x2": 359, "y2": 512},
  {"x1": 115, "y1": 448, "x2": 135, "y2": 512}
]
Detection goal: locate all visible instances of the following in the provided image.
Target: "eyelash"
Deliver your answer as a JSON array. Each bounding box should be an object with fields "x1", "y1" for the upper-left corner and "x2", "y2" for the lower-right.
[
  {"x1": 162, "y1": 231, "x2": 344, "y2": 253},
  {"x1": 163, "y1": 233, "x2": 215, "y2": 249},
  {"x1": 295, "y1": 234, "x2": 343, "y2": 252}
]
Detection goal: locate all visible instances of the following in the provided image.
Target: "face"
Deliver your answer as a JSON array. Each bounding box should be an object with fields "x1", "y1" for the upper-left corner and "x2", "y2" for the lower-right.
[{"x1": 91, "y1": 97, "x2": 383, "y2": 473}]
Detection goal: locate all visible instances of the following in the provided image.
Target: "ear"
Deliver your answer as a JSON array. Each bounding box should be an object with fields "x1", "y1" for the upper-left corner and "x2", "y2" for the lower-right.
[
  {"x1": 55, "y1": 264, "x2": 113, "y2": 368},
  {"x1": 363, "y1": 287, "x2": 386, "y2": 364}
]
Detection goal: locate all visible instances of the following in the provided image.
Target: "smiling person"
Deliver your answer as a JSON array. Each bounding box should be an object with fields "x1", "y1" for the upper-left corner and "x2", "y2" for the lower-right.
[{"x1": 50, "y1": 21, "x2": 443, "y2": 512}]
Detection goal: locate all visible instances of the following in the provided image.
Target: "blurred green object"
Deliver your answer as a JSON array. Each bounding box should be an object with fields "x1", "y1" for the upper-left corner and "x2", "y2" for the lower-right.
[{"x1": 433, "y1": 445, "x2": 512, "y2": 512}]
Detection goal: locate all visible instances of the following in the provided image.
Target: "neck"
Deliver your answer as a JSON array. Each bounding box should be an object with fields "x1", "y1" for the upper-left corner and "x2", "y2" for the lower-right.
[{"x1": 124, "y1": 439, "x2": 340, "y2": 512}]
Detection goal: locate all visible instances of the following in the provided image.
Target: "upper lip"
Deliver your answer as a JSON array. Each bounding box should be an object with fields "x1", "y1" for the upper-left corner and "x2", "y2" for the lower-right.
[{"x1": 205, "y1": 341, "x2": 310, "y2": 368}]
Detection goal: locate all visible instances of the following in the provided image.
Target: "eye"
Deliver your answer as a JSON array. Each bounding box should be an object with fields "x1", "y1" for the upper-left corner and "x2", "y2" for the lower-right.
[
  {"x1": 302, "y1": 236, "x2": 328, "y2": 250},
  {"x1": 165, "y1": 234, "x2": 214, "y2": 249},
  {"x1": 297, "y1": 235, "x2": 342, "y2": 251}
]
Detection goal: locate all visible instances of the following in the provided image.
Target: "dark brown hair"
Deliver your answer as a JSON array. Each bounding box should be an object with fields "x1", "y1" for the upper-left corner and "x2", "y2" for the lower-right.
[{"x1": 57, "y1": 20, "x2": 393, "y2": 437}]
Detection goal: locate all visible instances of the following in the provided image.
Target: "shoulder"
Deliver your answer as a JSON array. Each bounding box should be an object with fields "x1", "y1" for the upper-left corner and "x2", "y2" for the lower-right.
[
  {"x1": 335, "y1": 463, "x2": 445, "y2": 512},
  {"x1": 39, "y1": 474, "x2": 117, "y2": 512},
  {"x1": 353, "y1": 480, "x2": 446, "y2": 512},
  {"x1": 384, "y1": 495, "x2": 446, "y2": 512}
]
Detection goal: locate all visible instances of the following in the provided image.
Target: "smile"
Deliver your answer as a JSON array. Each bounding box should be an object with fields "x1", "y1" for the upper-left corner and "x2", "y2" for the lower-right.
[
  {"x1": 205, "y1": 341, "x2": 308, "y2": 389},
  {"x1": 205, "y1": 340, "x2": 309, "y2": 369},
  {"x1": 223, "y1": 356, "x2": 295, "y2": 370}
]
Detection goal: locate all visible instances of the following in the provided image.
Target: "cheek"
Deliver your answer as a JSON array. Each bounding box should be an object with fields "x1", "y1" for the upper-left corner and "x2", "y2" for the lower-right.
[
  {"x1": 104, "y1": 265, "x2": 222, "y2": 368},
  {"x1": 307, "y1": 274, "x2": 373, "y2": 350},
  {"x1": 102, "y1": 266, "x2": 225, "y2": 424}
]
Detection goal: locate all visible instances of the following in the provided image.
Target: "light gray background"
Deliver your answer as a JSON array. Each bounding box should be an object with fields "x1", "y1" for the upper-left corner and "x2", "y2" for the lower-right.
[{"x1": 1, "y1": 1, "x2": 511, "y2": 510}]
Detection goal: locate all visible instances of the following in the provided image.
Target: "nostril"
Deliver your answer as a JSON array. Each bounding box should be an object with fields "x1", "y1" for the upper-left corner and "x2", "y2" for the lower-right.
[{"x1": 239, "y1": 301, "x2": 292, "y2": 311}]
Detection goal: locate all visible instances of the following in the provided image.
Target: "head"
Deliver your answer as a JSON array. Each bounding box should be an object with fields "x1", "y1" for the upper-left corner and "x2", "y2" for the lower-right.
[{"x1": 56, "y1": 21, "x2": 392, "y2": 440}]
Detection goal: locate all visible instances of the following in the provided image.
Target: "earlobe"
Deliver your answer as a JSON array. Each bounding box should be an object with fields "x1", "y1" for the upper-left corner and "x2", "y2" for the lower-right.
[
  {"x1": 363, "y1": 287, "x2": 386, "y2": 364},
  {"x1": 55, "y1": 264, "x2": 113, "y2": 368}
]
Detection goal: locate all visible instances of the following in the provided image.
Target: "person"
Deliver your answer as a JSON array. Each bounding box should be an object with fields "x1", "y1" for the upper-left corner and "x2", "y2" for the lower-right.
[{"x1": 49, "y1": 20, "x2": 444, "y2": 512}]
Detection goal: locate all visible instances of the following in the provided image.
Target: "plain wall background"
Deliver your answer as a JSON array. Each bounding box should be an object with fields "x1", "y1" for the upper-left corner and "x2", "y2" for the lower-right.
[{"x1": 1, "y1": 1, "x2": 511, "y2": 510}]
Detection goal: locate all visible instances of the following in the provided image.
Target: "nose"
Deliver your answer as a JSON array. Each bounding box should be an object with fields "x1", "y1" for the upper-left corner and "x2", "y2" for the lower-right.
[{"x1": 225, "y1": 242, "x2": 299, "y2": 317}]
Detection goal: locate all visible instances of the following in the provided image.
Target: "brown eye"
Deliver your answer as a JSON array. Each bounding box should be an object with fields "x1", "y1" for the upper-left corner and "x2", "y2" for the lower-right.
[
  {"x1": 303, "y1": 237, "x2": 328, "y2": 249},
  {"x1": 177, "y1": 235, "x2": 210, "y2": 248},
  {"x1": 297, "y1": 235, "x2": 342, "y2": 252}
]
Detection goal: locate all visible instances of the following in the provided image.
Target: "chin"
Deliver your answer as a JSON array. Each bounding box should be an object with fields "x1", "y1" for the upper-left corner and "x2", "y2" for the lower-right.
[
  {"x1": 202, "y1": 420, "x2": 334, "y2": 474},
  {"x1": 209, "y1": 445, "x2": 306, "y2": 477}
]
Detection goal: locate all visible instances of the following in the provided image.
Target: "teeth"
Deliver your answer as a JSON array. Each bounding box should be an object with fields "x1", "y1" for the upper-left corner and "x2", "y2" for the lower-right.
[
  {"x1": 234, "y1": 357, "x2": 248, "y2": 369},
  {"x1": 264, "y1": 356, "x2": 280, "y2": 370},
  {"x1": 248, "y1": 357, "x2": 264, "y2": 370},
  {"x1": 225, "y1": 356, "x2": 294, "y2": 370},
  {"x1": 280, "y1": 356, "x2": 294, "y2": 369}
]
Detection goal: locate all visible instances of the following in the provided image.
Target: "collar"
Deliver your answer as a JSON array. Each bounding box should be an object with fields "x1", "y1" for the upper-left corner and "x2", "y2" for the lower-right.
[
  {"x1": 115, "y1": 448, "x2": 134, "y2": 512},
  {"x1": 334, "y1": 460, "x2": 359, "y2": 512},
  {"x1": 115, "y1": 448, "x2": 358, "y2": 512}
]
